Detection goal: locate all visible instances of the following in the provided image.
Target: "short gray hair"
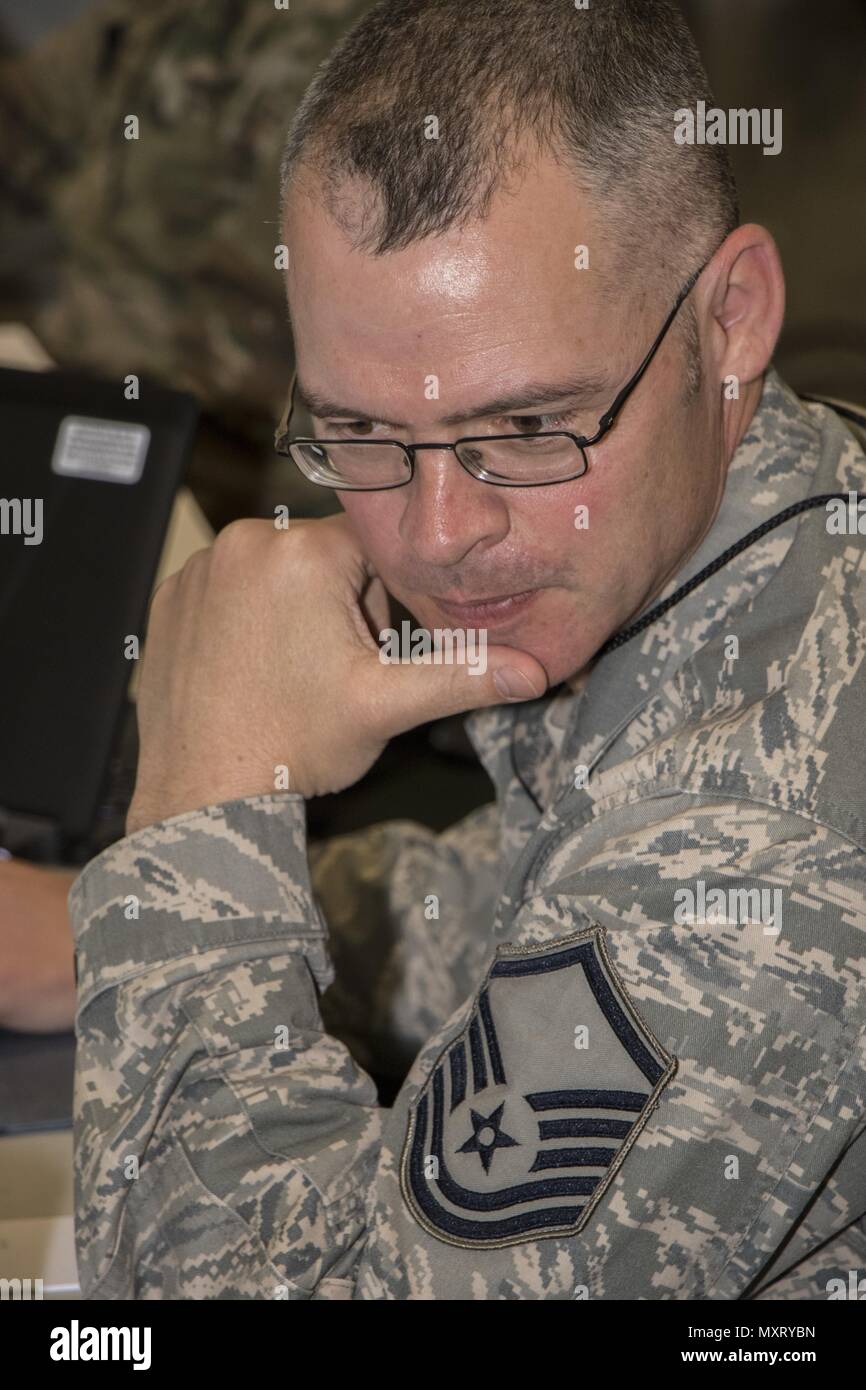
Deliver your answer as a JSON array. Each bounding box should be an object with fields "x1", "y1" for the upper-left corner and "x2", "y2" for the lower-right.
[
  {"x1": 282, "y1": 0, "x2": 738, "y2": 257},
  {"x1": 281, "y1": 0, "x2": 738, "y2": 390}
]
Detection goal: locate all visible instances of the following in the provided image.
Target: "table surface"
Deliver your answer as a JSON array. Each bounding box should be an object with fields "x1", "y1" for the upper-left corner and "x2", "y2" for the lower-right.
[{"x1": 0, "y1": 1128, "x2": 80, "y2": 1297}]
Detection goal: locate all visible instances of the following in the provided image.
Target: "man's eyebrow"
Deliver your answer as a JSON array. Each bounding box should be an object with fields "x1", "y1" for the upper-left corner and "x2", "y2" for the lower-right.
[{"x1": 295, "y1": 374, "x2": 610, "y2": 430}]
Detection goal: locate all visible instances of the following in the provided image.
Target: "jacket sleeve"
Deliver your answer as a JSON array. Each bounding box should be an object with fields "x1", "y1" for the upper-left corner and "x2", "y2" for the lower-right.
[{"x1": 69, "y1": 792, "x2": 499, "y2": 1300}]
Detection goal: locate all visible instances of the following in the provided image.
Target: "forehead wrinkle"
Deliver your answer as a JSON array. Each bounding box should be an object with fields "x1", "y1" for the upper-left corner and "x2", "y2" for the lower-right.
[{"x1": 296, "y1": 372, "x2": 612, "y2": 430}]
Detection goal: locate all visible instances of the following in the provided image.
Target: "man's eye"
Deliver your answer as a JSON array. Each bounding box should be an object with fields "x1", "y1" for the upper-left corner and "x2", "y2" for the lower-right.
[
  {"x1": 319, "y1": 409, "x2": 589, "y2": 439},
  {"x1": 323, "y1": 420, "x2": 376, "y2": 437},
  {"x1": 499, "y1": 410, "x2": 580, "y2": 435}
]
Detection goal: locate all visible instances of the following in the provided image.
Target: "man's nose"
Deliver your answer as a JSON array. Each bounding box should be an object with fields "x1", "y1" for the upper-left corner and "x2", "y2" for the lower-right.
[{"x1": 398, "y1": 446, "x2": 509, "y2": 566}]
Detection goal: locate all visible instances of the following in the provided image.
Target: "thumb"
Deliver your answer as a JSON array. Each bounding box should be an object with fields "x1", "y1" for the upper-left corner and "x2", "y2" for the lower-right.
[
  {"x1": 487, "y1": 647, "x2": 550, "y2": 704},
  {"x1": 378, "y1": 640, "x2": 549, "y2": 736}
]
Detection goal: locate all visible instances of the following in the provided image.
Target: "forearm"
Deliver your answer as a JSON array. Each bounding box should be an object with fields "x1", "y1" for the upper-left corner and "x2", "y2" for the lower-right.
[
  {"x1": 0, "y1": 859, "x2": 77, "y2": 1033},
  {"x1": 70, "y1": 794, "x2": 379, "y2": 1298}
]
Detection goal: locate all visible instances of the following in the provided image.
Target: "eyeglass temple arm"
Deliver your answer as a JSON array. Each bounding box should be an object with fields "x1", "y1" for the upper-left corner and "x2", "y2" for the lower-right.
[
  {"x1": 276, "y1": 369, "x2": 299, "y2": 445},
  {"x1": 589, "y1": 256, "x2": 711, "y2": 442}
]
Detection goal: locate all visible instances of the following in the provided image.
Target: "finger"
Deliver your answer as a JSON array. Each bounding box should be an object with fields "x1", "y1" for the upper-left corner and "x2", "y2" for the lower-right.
[
  {"x1": 322, "y1": 513, "x2": 392, "y2": 598},
  {"x1": 359, "y1": 575, "x2": 391, "y2": 638},
  {"x1": 363, "y1": 639, "x2": 550, "y2": 738}
]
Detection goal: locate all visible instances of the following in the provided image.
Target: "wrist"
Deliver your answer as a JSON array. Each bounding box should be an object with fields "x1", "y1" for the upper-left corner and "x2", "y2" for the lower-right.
[{"x1": 127, "y1": 778, "x2": 287, "y2": 836}]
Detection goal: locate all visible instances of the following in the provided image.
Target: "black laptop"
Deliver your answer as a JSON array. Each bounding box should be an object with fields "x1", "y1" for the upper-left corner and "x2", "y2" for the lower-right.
[
  {"x1": 0, "y1": 365, "x2": 197, "y2": 858},
  {"x1": 0, "y1": 364, "x2": 198, "y2": 1132}
]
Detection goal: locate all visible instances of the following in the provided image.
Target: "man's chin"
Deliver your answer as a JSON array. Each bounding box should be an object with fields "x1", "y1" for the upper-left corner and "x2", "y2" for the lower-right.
[{"x1": 395, "y1": 592, "x2": 594, "y2": 687}]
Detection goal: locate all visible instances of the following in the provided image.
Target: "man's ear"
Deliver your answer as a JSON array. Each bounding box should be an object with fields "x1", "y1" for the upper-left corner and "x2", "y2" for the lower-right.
[{"x1": 707, "y1": 224, "x2": 786, "y2": 390}]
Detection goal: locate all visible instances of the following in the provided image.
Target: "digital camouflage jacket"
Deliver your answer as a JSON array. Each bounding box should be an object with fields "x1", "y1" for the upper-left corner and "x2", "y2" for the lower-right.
[{"x1": 70, "y1": 369, "x2": 866, "y2": 1299}]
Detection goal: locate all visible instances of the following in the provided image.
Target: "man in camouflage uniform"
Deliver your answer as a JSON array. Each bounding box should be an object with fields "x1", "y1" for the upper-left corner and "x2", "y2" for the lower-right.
[{"x1": 68, "y1": 0, "x2": 866, "y2": 1299}]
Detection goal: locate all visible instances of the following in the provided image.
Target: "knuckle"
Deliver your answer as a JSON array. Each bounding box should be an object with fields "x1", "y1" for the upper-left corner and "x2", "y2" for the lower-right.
[
  {"x1": 212, "y1": 518, "x2": 278, "y2": 575},
  {"x1": 286, "y1": 521, "x2": 328, "y2": 574},
  {"x1": 219, "y1": 517, "x2": 249, "y2": 543},
  {"x1": 215, "y1": 518, "x2": 256, "y2": 553},
  {"x1": 286, "y1": 518, "x2": 316, "y2": 552}
]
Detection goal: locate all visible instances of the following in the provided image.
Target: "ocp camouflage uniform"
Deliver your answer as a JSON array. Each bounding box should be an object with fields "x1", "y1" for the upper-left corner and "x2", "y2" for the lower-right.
[{"x1": 69, "y1": 369, "x2": 866, "y2": 1299}]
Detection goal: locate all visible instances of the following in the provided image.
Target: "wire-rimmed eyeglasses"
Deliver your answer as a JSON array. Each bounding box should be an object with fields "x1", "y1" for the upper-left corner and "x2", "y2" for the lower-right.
[{"x1": 274, "y1": 248, "x2": 716, "y2": 490}]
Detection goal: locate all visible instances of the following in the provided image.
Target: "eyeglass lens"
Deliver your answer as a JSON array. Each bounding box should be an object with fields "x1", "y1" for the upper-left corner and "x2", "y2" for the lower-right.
[{"x1": 289, "y1": 434, "x2": 587, "y2": 488}]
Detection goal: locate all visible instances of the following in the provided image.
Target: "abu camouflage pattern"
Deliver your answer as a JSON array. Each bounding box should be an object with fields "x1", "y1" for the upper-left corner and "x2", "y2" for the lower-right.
[
  {"x1": 69, "y1": 369, "x2": 866, "y2": 1298},
  {"x1": 401, "y1": 926, "x2": 678, "y2": 1248}
]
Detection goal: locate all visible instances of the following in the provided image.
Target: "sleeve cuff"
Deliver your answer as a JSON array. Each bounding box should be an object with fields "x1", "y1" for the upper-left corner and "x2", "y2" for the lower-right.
[{"x1": 69, "y1": 794, "x2": 333, "y2": 1010}]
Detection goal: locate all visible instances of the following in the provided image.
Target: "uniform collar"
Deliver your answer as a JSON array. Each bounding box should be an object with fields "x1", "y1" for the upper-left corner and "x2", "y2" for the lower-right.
[{"x1": 466, "y1": 368, "x2": 825, "y2": 808}]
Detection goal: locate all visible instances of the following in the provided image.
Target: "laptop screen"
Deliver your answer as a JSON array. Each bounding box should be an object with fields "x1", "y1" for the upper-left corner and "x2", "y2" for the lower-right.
[{"x1": 0, "y1": 366, "x2": 198, "y2": 850}]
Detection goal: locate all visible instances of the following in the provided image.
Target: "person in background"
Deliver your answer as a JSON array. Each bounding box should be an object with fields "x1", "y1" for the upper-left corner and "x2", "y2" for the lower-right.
[{"x1": 0, "y1": 854, "x2": 77, "y2": 1032}]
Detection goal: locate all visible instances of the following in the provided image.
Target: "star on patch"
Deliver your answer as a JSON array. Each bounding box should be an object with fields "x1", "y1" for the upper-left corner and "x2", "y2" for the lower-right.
[
  {"x1": 457, "y1": 1102, "x2": 520, "y2": 1174},
  {"x1": 402, "y1": 927, "x2": 678, "y2": 1248}
]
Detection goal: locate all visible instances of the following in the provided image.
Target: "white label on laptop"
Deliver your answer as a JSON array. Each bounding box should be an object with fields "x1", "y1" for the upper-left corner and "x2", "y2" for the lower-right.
[{"x1": 51, "y1": 416, "x2": 150, "y2": 484}]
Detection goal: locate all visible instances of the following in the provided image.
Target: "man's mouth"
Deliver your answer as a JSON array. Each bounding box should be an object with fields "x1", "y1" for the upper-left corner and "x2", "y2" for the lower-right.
[{"x1": 433, "y1": 589, "x2": 540, "y2": 626}]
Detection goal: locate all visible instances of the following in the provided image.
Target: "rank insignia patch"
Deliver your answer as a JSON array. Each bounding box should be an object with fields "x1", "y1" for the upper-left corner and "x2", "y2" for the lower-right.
[{"x1": 400, "y1": 925, "x2": 677, "y2": 1248}]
